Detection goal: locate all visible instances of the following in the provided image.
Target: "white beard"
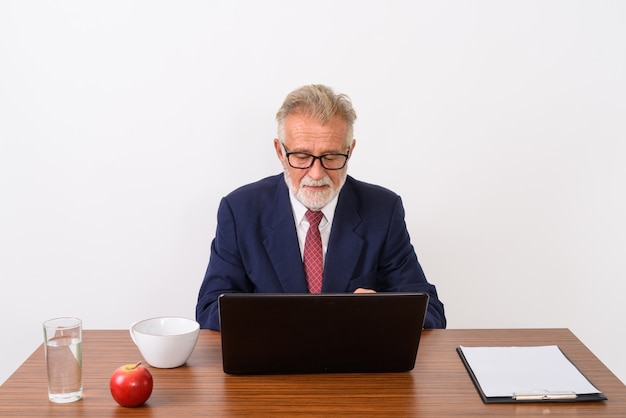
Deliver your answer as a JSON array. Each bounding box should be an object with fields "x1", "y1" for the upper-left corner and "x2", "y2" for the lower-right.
[{"x1": 283, "y1": 168, "x2": 347, "y2": 211}]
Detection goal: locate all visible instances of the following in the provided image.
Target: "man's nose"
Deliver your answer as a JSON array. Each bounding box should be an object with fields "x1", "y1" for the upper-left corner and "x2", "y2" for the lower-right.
[{"x1": 307, "y1": 157, "x2": 326, "y2": 179}]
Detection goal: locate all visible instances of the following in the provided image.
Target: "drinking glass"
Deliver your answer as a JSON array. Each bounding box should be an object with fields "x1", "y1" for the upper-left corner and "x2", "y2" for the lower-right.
[{"x1": 43, "y1": 317, "x2": 83, "y2": 403}]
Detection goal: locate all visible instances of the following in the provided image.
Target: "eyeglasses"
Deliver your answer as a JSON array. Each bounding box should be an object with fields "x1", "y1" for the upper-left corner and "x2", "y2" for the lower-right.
[{"x1": 281, "y1": 143, "x2": 350, "y2": 170}]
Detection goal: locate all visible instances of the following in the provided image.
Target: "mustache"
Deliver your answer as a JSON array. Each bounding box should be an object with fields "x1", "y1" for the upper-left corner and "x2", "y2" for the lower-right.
[{"x1": 300, "y1": 176, "x2": 332, "y2": 188}]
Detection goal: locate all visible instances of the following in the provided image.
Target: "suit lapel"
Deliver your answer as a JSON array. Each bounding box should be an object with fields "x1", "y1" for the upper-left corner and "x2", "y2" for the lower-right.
[
  {"x1": 323, "y1": 178, "x2": 364, "y2": 292},
  {"x1": 263, "y1": 176, "x2": 309, "y2": 293}
]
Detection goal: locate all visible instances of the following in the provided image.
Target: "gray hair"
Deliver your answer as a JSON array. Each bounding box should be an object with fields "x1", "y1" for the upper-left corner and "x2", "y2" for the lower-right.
[{"x1": 276, "y1": 84, "x2": 357, "y2": 146}]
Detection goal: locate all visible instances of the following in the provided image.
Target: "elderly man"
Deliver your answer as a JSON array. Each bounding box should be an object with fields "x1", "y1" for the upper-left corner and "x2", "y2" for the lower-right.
[{"x1": 196, "y1": 84, "x2": 446, "y2": 329}]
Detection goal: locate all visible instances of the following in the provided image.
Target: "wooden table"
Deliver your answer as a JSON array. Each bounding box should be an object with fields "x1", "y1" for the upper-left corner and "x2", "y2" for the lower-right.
[{"x1": 1, "y1": 329, "x2": 625, "y2": 417}]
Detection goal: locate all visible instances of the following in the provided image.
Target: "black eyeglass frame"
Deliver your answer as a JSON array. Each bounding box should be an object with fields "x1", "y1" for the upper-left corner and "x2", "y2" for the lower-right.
[{"x1": 280, "y1": 142, "x2": 350, "y2": 170}]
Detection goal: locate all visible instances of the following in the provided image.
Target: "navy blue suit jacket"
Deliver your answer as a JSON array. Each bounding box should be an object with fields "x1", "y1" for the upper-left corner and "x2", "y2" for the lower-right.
[{"x1": 196, "y1": 174, "x2": 446, "y2": 330}]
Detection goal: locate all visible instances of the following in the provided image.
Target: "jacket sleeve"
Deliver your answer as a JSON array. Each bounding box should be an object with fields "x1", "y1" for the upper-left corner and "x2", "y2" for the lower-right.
[
  {"x1": 378, "y1": 196, "x2": 447, "y2": 329},
  {"x1": 196, "y1": 198, "x2": 253, "y2": 330}
]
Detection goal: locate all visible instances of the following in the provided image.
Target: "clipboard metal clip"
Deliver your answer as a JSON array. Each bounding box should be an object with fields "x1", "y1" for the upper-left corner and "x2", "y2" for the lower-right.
[{"x1": 513, "y1": 390, "x2": 578, "y2": 401}]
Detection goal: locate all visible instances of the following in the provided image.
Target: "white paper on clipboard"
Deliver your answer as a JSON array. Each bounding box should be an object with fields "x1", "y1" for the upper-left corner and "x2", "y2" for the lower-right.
[{"x1": 458, "y1": 345, "x2": 602, "y2": 398}]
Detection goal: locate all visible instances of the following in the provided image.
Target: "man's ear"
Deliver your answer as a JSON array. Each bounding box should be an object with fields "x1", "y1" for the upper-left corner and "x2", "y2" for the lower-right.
[
  {"x1": 348, "y1": 139, "x2": 356, "y2": 159},
  {"x1": 273, "y1": 138, "x2": 284, "y2": 161}
]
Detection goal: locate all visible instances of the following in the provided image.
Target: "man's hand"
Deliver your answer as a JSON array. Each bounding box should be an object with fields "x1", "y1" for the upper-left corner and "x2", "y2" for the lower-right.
[{"x1": 354, "y1": 288, "x2": 376, "y2": 294}]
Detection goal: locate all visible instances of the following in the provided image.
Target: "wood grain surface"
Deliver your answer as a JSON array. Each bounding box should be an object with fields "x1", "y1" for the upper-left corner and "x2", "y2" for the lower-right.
[{"x1": 1, "y1": 329, "x2": 624, "y2": 417}]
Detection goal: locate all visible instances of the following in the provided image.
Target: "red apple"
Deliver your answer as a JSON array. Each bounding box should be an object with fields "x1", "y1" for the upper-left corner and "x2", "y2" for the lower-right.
[{"x1": 109, "y1": 362, "x2": 153, "y2": 407}]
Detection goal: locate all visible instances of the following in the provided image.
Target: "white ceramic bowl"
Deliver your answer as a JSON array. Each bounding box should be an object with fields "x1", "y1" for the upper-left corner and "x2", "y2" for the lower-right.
[{"x1": 130, "y1": 317, "x2": 200, "y2": 368}]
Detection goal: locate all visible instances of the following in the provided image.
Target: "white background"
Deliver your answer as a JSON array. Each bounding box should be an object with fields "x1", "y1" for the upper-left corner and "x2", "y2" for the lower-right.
[{"x1": 1, "y1": 1, "x2": 624, "y2": 386}]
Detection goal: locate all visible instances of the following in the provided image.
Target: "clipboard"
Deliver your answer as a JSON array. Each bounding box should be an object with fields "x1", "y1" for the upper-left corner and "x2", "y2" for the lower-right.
[{"x1": 457, "y1": 345, "x2": 608, "y2": 403}]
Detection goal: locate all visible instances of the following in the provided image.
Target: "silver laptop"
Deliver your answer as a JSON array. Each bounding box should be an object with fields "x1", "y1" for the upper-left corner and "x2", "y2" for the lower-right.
[{"x1": 218, "y1": 292, "x2": 429, "y2": 374}]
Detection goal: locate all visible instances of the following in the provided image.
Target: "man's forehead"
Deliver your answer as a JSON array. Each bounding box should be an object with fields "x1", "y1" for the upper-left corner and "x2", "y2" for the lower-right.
[{"x1": 284, "y1": 114, "x2": 348, "y2": 145}]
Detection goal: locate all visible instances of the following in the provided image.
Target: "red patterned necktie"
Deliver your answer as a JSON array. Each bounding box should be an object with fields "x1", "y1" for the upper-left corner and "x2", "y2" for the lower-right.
[{"x1": 304, "y1": 210, "x2": 324, "y2": 294}]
